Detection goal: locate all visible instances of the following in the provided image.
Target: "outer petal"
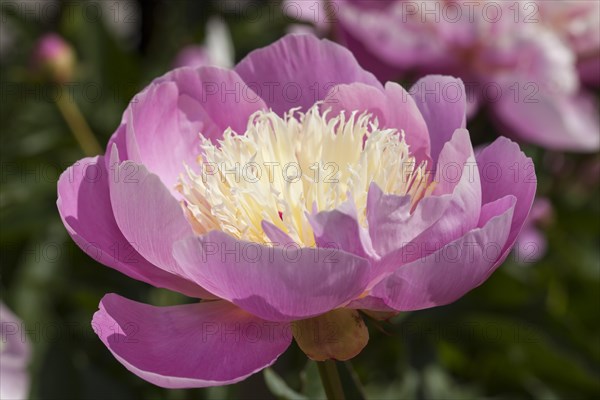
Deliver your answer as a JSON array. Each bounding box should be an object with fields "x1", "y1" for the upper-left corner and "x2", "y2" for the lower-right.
[
  {"x1": 109, "y1": 67, "x2": 267, "y2": 194},
  {"x1": 234, "y1": 34, "x2": 382, "y2": 115},
  {"x1": 107, "y1": 149, "x2": 214, "y2": 299},
  {"x1": 57, "y1": 156, "x2": 206, "y2": 298},
  {"x1": 367, "y1": 129, "x2": 481, "y2": 265},
  {"x1": 323, "y1": 81, "x2": 430, "y2": 162},
  {"x1": 92, "y1": 294, "x2": 291, "y2": 389},
  {"x1": 172, "y1": 231, "x2": 371, "y2": 322},
  {"x1": 493, "y1": 88, "x2": 600, "y2": 151},
  {"x1": 476, "y1": 137, "x2": 537, "y2": 259},
  {"x1": 410, "y1": 76, "x2": 467, "y2": 164},
  {"x1": 368, "y1": 195, "x2": 515, "y2": 311}
]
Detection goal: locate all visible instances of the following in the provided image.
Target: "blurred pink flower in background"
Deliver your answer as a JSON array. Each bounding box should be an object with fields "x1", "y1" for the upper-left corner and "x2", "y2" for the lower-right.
[
  {"x1": 172, "y1": 18, "x2": 234, "y2": 69},
  {"x1": 514, "y1": 197, "x2": 553, "y2": 264},
  {"x1": 0, "y1": 302, "x2": 31, "y2": 400},
  {"x1": 57, "y1": 35, "x2": 535, "y2": 388},
  {"x1": 289, "y1": 0, "x2": 599, "y2": 151},
  {"x1": 31, "y1": 33, "x2": 75, "y2": 83},
  {"x1": 536, "y1": 0, "x2": 600, "y2": 87}
]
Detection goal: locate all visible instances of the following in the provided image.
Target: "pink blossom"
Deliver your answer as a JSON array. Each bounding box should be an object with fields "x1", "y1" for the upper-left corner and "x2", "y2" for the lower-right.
[
  {"x1": 0, "y1": 303, "x2": 31, "y2": 400},
  {"x1": 514, "y1": 197, "x2": 553, "y2": 264},
  {"x1": 57, "y1": 35, "x2": 536, "y2": 388},
  {"x1": 302, "y1": 0, "x2": 599, "y2": 151},
  {"x1": 31, "y1": 33, "x2": 75, "y2": 83}
]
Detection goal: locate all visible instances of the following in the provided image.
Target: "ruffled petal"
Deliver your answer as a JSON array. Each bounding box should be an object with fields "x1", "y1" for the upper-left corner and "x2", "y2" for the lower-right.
[
  {"x1": 172, "y1": 231, "x2": 371, "y2": 322},
  {"x1": 92, "y1": 294, "x2": 291, "y2": 389},
  {"x1": 367, "y1": 129, "x2": 481, "y2": 268},
  {"x1": 57, "y1": 156, "x2": 206, "y2": 298},
  {"x1": 307, "y1": 198, "x2": 376, "y2": 261},
  {"x1": 367, "y1": 196, "x2": 515, "y2": 311},
  {"x1": 107, "y1": 149, "x2": 214, "y2": 299},
  {"x1": 235, "y1": 34, "x2": 382, "y2": 115},
  {"x1": 476, "y1": 137, "x2": 537, "y2": 260},
  {"x1": 110, "y1": 67, "x2": 267, "y2": 194},
  {"x1": 410, "y1": 76, "x2": 467, "y2": 164}
]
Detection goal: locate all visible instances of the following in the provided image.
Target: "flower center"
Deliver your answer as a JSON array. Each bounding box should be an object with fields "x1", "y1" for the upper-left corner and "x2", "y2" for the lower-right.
[{"x1": 178, "y1": 105, "x2": 434, "y2": 247}]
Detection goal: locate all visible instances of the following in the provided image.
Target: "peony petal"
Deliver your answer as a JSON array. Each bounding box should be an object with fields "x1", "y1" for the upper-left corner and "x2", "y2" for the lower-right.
[
  {"x1": 172, "y1": 231, "x2": 371, "y2": 322},
  {"x1": 115, "y1": 67, "x2": 267, "y2": 194},
  {"x1": 323, "y1": 81, "x2": 430, "y2": 162},
  {"x1": 261, "y1": 220, "x2": 295, "y2": 245},
  {"x1": 57, "y1": 156, "x2": 206, "y2": 298},
  {"x1": 235, "y1": 34, "x2": 382, "y2": 115},
  {"x1": 107, "y1": 149, "x2": 215, "y2": 299},
  {"x1": 410, "y1": 76, "x2": 467, "y2": 164},
  {"x1": 368, "y1": 196, "x2": 515, "y2": 311},
  {"x1": 307, "y1": 198, "x2": 376, "y2": 261},
  {"x1": 493, "y1": 88, "x2": 600, "y2": 152},
  {"x1": 335, "y1": 0, "x2": 446, "y2": 72},
  {"x1": 92, "y1": 294, "x2": 291, "y2": 389},
  {"x1": 366, "y1": 129, "x2": 481, "y2": 266},
  {"x1": 476, "y1": 137, "x2": 537, "y2": 260}
]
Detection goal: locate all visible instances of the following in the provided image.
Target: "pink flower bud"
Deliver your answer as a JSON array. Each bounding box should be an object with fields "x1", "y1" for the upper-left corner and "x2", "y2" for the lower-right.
[{"x1": 31, "y1": 33, "x2": 75, "y2": 83}]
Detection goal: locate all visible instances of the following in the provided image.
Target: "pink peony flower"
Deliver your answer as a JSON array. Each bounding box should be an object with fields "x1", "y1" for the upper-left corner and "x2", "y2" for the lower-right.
[
  {"x1": 57, "y1": 34, "x2": 536, "y2": 388},
  {"x1": 306, "y1": 0, "x2": 599, "y2": 151},
  {"x1": 0, "y1": 302, "x2": 31, "y2": 400}
]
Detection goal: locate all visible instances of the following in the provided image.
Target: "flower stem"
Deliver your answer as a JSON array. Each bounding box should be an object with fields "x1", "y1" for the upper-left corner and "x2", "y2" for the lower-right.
[
  {"x1": 317, "y1": 360, "x2": 345, "y2": 400},
  {"x1": 55, "y1": 85, "x2": 103, "y2": 156}
]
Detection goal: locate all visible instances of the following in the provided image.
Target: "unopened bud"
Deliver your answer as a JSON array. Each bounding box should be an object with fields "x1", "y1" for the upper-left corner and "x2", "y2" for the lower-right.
[{"x1": 31, "y1": 33, "x2": 76, "y2": 83}]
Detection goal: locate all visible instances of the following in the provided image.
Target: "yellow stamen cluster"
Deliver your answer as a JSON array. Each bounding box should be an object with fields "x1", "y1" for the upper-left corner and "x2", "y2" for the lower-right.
[{"x1": 178, "y1": 105, "x2": 434, "y2": 247}]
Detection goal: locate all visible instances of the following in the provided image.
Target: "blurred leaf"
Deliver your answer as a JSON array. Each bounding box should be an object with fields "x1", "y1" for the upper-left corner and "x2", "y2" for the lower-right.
[{"x1": 264, "y1": 368, "x2": 307, "y2": 400}]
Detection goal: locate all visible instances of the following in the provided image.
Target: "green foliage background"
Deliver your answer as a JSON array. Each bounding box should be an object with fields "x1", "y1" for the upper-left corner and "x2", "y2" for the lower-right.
[{"x1": 1, "y1": 1, "x2": 599, "y2": 399}]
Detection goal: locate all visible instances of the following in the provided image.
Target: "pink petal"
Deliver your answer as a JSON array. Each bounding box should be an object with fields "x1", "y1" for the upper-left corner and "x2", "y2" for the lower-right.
[
  {"x1": 335, "y1": 24, "x2": 401, "y2": 83},
  {"x1": 235, "y1": 34, "x2": 382, "y2": 115},
  {"x1": 493, "y1": 88, "x2": 600, "y2": 151},
  {"x1": 107, "y1": 150, "x2": 214, "y2": 299},
  {"x1": 0, "y1": 302, "x2": 30, "y2": 400},
  {"x1": 92, "y1": 294, "x2": 291, "y2": 388},
  {"x1": 514, "y1": 226, "x2": 547, "y2": 265},
  {"x1": 367, "y1": 129, "x2": 481, "y2": 267},
  {"x1": 57, "y1": 157, "x2": 206, "y2": 298},
  {"x1": 172, "y1": 231, "x2": 371, "y2": 322},
  {"x1": 335, "y1": 0, "x2": 446, "y2": 71},
  {"x1": 307, "y1": 198, "x2": 377, "y2": 261},
  {"x1": 110, "y1": 67, "x2": 267, "y2": 194},
  {"x1": 323, "y1": 81, "x2": 430, "y2": 162},
  {"x1": 368, "y1": 195, "x2": 515, "y2": 311},
  {"x1": 410, "y1": 76, "x2": 467, "y2": 164},
  {"x1": 476, "y1": 137, "x2": 537, "y2": 260},
  {"x1": 260, "y1": 221, "x2": 295, "y2": 245}
]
